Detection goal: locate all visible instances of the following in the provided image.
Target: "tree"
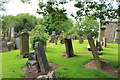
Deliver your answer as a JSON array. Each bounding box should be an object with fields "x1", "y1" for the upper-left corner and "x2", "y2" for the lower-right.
[
  {"x1": 2, "y1": 13, "x2": 37, "y2": 33},
  {"x1": 37, "y1": 1, "x2": 69, "y2": 34},
  {"x1": 75, "y1": 16, "x2": 99, "y2": 37},
  {"x1": 15, "y1": 13, "x2": 37, "y2": 33},
  {"x1": 72, "y1": 1, "x2": 118, "y2": 25},
  {"x1": 0, "y1": 0, "x2": 9, "y2": 11},
  {"x1": 72, "y1": 1, "x2": 118, "y2": 41},
  {"x1": 2, "y1": 15, "x2": 17, "y2": 31}
]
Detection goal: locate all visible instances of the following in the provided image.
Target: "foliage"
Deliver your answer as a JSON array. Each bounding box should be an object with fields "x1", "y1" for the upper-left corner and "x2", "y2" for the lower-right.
[
  {"x1": 30, "y1": 25, "x2": 49, "y2": 49},
  {"x1": 75, "y1": 16, "x2": 99, "y2": 37},
  {"x1": 2, "y1": 15, "x2": 17, "y2": 31},
  {"x1": 0, "y1": 0, "x2": 9, "y2": 11},
  {"x1": 73, "y1": 1, "x2": 118, "y2": 25},
  {"x1": 15, "y1": 13, "x2": 36, "y2": 33},
  {"x1": 2, "y1": 13, "x2": 37, "y2": 33},
  {"x1": 37, "y1": 1, "x2": 69, "y2": 34}
]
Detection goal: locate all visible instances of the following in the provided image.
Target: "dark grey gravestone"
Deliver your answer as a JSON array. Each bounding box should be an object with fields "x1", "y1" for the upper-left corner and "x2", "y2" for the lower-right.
[
  {"x1": 64, "y1": 38, "x2": 74, "y2": 57},
  {"x1": 0, "y1": 41, "x2": 8, "y2": 52},
  {"x1": 87, "y1": 34, "x2": 101, "y2": 69},
  {"x1": 34, "y1": 42, "x2": 50, "y2": 74},
  {"x1": 20, "y1": 32, "x2": 29, "y2": 58},
  {"x1": 103, "y1": 37, "x2": 107, "y2": 47}
]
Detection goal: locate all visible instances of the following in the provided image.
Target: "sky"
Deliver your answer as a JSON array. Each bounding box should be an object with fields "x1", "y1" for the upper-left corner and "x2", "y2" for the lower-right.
[
  {"x1": 1, "y1": 0, "x2": 118, "y2": 20},
  {"x1": 2, "y1": 0, "x2": 79, "y2": 19}
]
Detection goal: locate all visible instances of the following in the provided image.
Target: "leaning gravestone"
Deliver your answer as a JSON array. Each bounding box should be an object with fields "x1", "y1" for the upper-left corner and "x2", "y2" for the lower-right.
[
  {"x1": 64, "y1": 38, "x2": 74, "y2": 58},
  {"x1": 20, "y1": 32, "x2": 29, "y2": 58},
  {"x1": 87, "y1": 34, "x2": 101, "y2": 69},
  {"x1": 34, "y1": 42, "x2": 50, "y2": 74}
]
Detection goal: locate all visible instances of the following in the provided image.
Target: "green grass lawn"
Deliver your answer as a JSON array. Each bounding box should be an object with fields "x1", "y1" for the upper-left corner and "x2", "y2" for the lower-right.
[{"x1": 0, "y1": 40, "x2": 118, "y2": 78}]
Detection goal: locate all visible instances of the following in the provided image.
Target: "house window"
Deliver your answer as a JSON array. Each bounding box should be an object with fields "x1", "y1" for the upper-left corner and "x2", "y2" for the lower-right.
[{"x1": 114, "y1": 31, "x2": 116, "y2": 38}]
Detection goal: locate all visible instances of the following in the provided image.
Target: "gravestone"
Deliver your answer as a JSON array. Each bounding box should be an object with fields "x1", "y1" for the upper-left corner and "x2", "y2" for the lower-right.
[
  {"x1": 59, "y1": 31, "x2": 64, "y2": 44},
  {"x1": 79, "y1": 36, "x2": 84, "y2": 44},
  {"x1": 98, "y1": 27, "x2": 106, "y2": 42},
  {"x1": 0, "y1": 41, "x2": 8, "y2": 52},
  {"x1": 114, "y1": 29, "x2": 120, "y2": 43},
  {"x1": 64, "y1": 38, "x2": 74, "y2": 58},
  {"x1": 54, "y1": 35, "x2": 58, "y2": 45},
  {"x1": 34, "y1": 41, "x2": 50, "y2": 74},
  {"x1": 15, "y1": 37, "x2": 20, "y2": 49},
  {"x1": 87, "y1": 34, "x2": 101, "y2": 69},
  {"x1": 50, "y1": 31, "x2": 56, "y2": 43},
  {"x1": 8, "y1": 24, "x2": 14, "y2": 41},
  {"x1": 20, "y1": 32, "x2": 29, "y2": 58},
  {"x1": 103, "y1": 37, "x2": 107, "y2": 47}
]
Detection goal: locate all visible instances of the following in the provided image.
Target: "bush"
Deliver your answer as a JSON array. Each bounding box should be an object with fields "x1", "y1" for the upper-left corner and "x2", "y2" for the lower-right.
[{"x1": 30, "y1": 25, "x2": 49, "y2": 49}]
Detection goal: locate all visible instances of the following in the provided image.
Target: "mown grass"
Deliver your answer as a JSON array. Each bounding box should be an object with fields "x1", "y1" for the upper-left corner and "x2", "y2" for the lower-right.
[{"x1": 0, "y1": 40, "x2": 118, "y2": 78}]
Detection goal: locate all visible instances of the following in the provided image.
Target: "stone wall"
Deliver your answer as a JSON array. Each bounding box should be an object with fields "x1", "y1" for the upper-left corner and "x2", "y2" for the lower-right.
[{"x1": 105, "y1": 23, "x2": 118, "y2": 43}]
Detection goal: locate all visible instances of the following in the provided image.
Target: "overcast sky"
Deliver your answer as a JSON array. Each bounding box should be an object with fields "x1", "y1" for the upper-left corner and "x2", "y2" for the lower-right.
[{"x1": 1, "y1": 0, "x2": 118, "y2": 20}]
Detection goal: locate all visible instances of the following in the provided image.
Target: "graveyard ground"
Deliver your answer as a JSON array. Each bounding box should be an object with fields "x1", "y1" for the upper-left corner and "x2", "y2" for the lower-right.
[{"x1": 0, "y1": 40, "x2": 118, "y2": 78}]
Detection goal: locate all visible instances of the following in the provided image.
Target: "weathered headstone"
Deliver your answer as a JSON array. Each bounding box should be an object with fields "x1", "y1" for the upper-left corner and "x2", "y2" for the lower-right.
[
  {"x1": 20, "y1": 32, "x2": 29, "y2": 58},
  {"x1": 15, "y1": 37, "x2": 20, "y2": 49},
  {"x1": 103, "y1": 37, "x2": 107, "y2": 47},
  {"x1": 87, "y1": 34, "x2": 101, "y2": 69},
  {"x1": 54, "y1": 35, "x2": 58, "y2": 45},
  {"x1": 34, "y1": 42, "x2": 50, "y2": 74},
  {"x1": 0, "y1": 41, "x2": 9, "y2": 52},
  {"x1": 50, "y1": 31, "x2": 56, "y2": 43},
  {"x1": 98, "y1": 27, "x2": 106, "y2": 42},
  {"x1": 64, "y1": 38, "x2": 74, "y2": 58},
  {"x1": 8, "y1": 24, "x2": 14, "y2": 41},
  {"x1": 59, "y1": 31, "x2": 64, "y2": 44},
  {"x1": 114, "y1": 28, "x2": 120, "y2": 43},
  {"x1": 79, "y1": 36, "x2": 84, "y2": 44}
]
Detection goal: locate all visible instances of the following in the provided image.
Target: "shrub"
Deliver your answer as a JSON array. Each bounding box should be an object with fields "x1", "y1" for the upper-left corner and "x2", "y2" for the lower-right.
[{"x1": 30, "y1": 25, "x2": 49, "y2": 49}]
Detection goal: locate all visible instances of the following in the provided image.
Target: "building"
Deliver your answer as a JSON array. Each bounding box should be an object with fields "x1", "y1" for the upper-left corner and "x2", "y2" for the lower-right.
[{"x1": 105, "y1": 22, "x2": 118, "y2": 43}]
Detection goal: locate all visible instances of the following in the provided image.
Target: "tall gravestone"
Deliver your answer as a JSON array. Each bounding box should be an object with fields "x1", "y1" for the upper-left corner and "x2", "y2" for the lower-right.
[
  {"x1": 34, "y1": 42, "x2": 50, "y2": 74},
  {"x1": 87, "y1": 34, "x2": 101, "y2": 69},
  {"x1": 64, "y1": 38, "x2": 74, "y2": 58},
  {"x1": 98, "y1": 27, "x2": 106, "y2": 42},
  {"x1": 20, "y1": 32, "x2": 29, "y2": 58},
  {"x1": 114, "y1": 28, "x2": 120, "y2": 43},
  {"x1": 103, "y1": 37, "x2": 107, "y2": 47},
  {"x1": 8, "y1": 24, "x2": 14, "y2": 41}
]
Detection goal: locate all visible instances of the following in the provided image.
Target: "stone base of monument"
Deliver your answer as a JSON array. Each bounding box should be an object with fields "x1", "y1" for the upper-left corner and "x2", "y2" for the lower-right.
[
  {"x1": 7, "y1": 42, "x2": 15, "y2": 51},
  {"x1": 22, "y1": 62, "x2": 59, "y2": 79},
  {"x1": 37, "y1": 71, "x2": 57, "y2": 80},
  {"x1": 62, "y1": 51, "x2": 76, "y2": 58},
  {"x1": 84, "y1": 59, "x2": 119, "y2": 78},
  {"x1": 86, "y1": 46, "x2": 103, "y2": 55}
]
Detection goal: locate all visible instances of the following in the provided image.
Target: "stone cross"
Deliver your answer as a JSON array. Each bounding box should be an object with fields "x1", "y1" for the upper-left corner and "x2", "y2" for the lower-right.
[
  {"x1": 64, "y1": 38, "x2": 74, "y2": 57},
  {"x1": 87, "y1": 34, "x2": 101, "y2": 69},
  {"x1": 34, "y1": 41, "x2": 50, "y2": 74},
  {"x1": 20, "y1": 32, "x2": 29, "y2": 58}
]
